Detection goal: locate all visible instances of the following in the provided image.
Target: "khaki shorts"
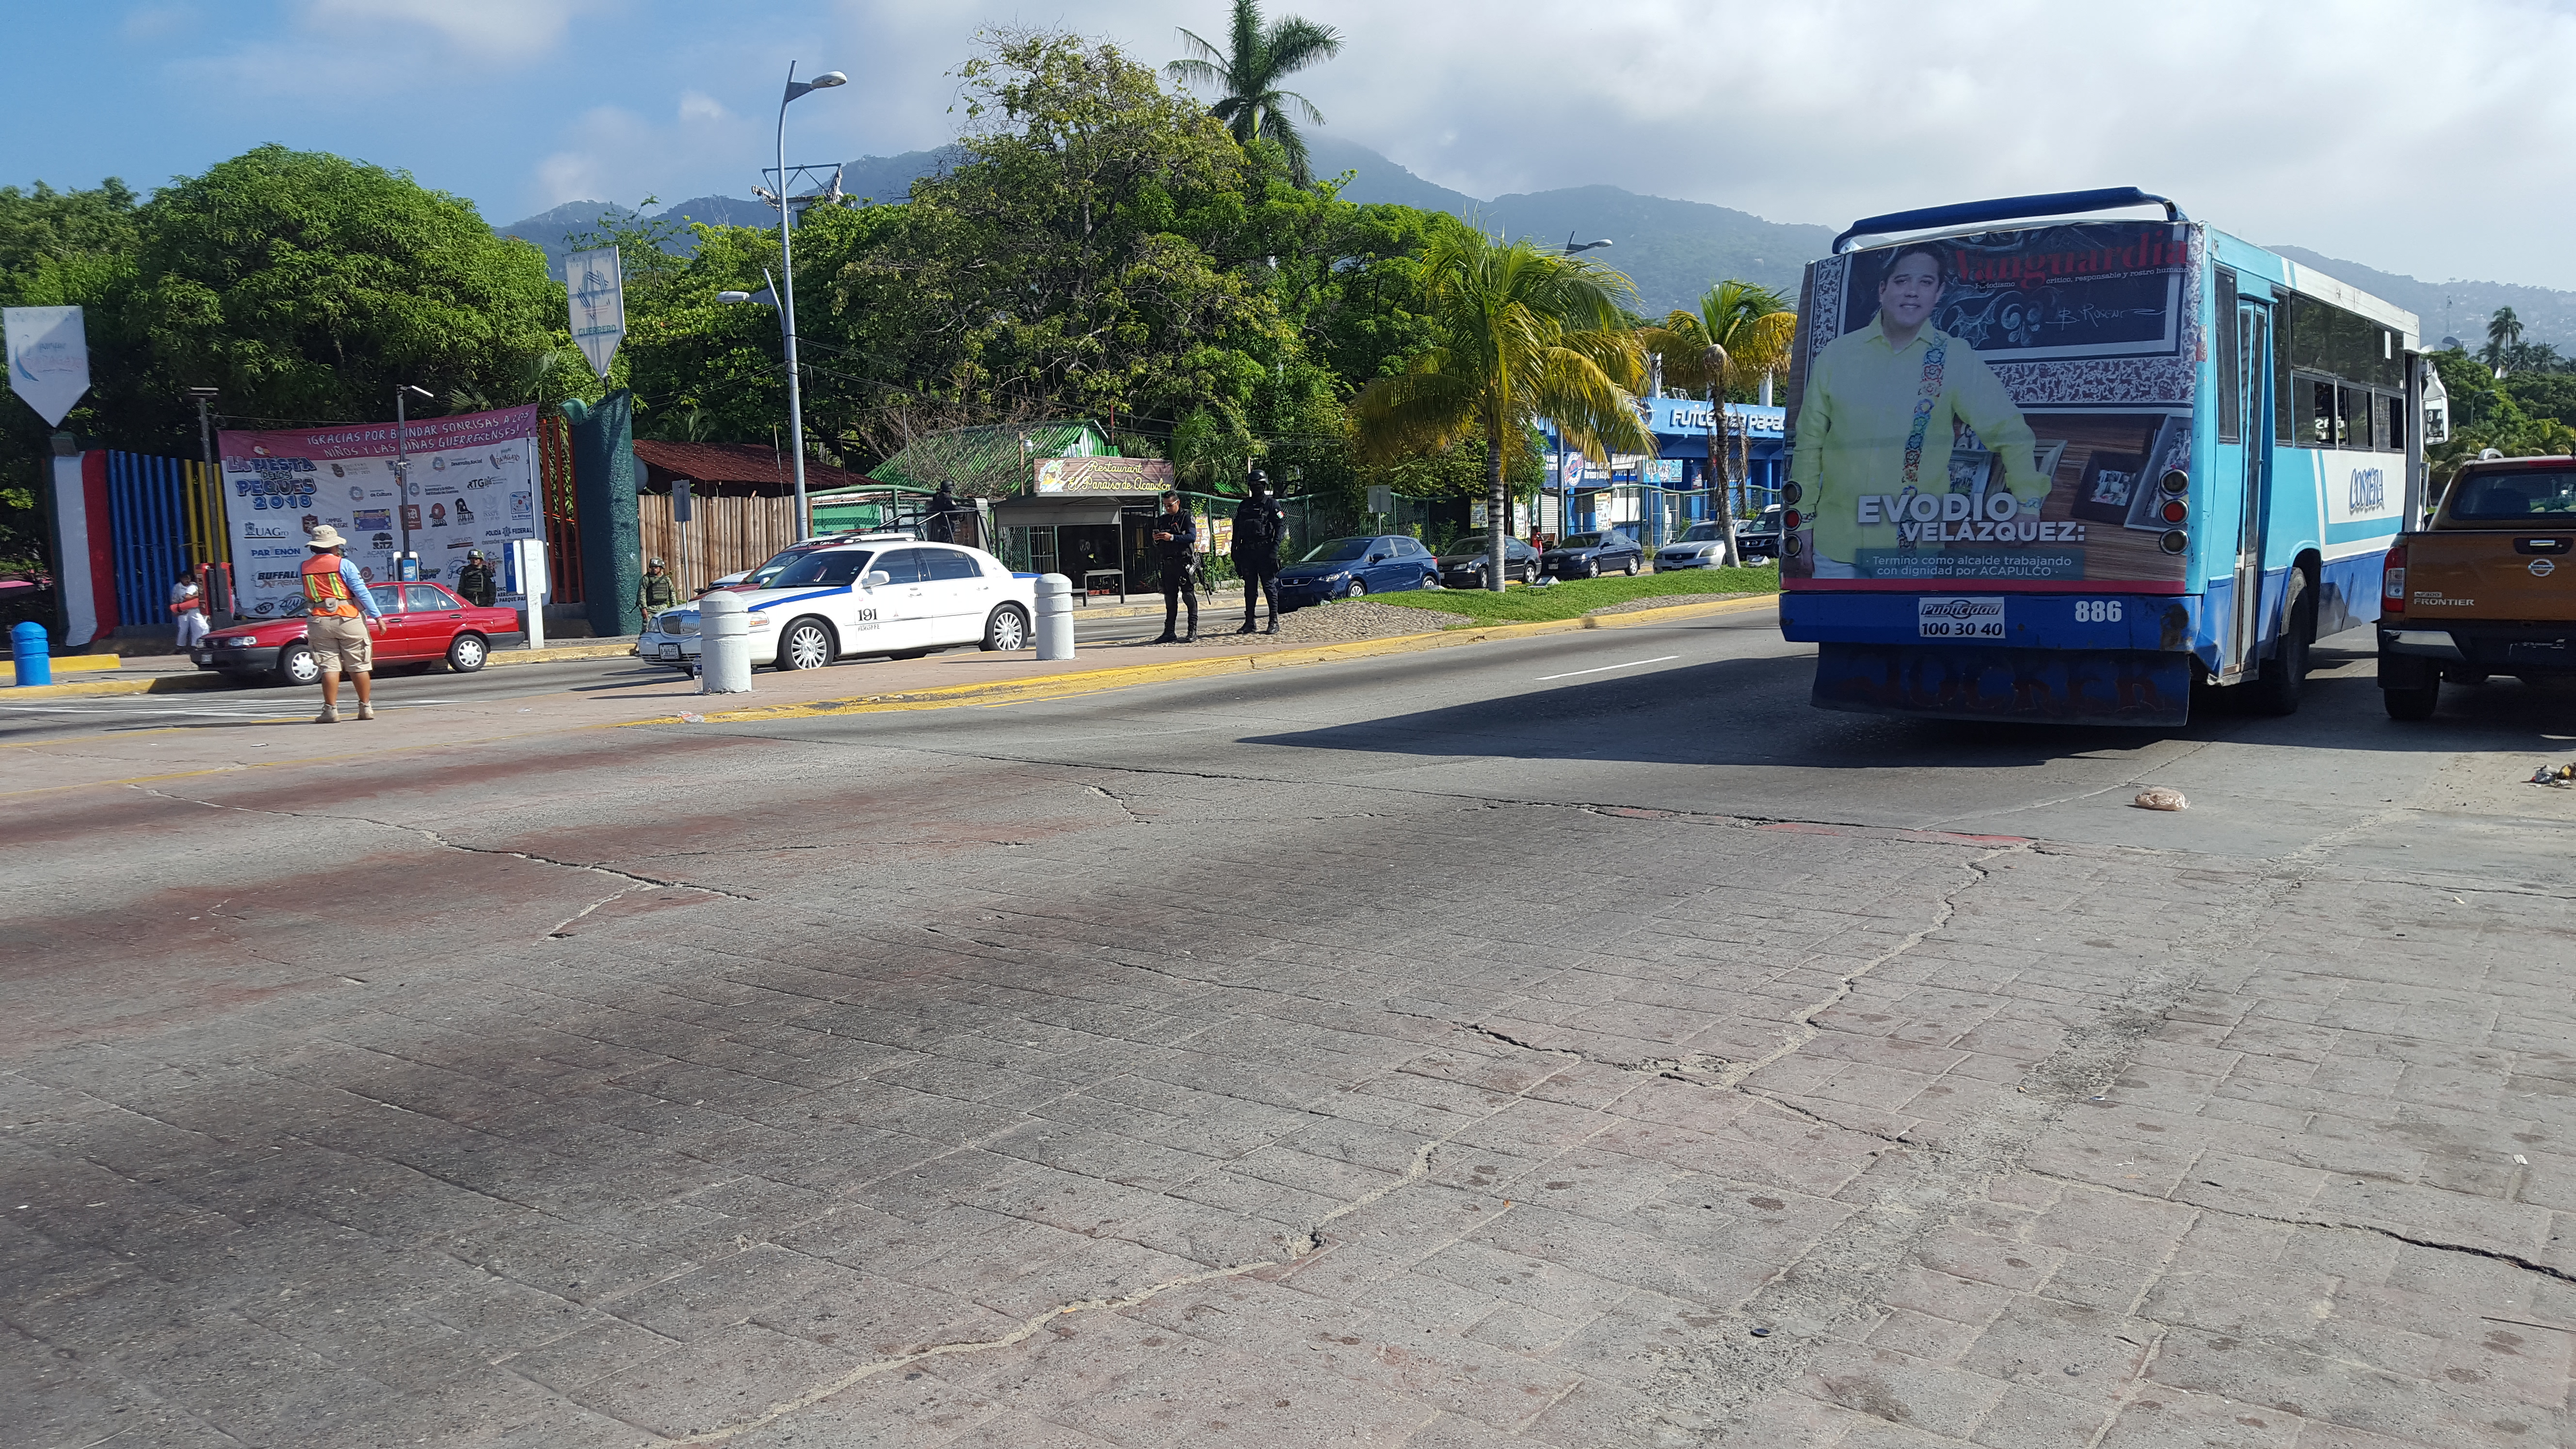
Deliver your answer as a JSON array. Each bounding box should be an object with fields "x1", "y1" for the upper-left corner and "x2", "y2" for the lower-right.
[{"x1": 306, "y1": 612, "x2": 374, "y2": 673}]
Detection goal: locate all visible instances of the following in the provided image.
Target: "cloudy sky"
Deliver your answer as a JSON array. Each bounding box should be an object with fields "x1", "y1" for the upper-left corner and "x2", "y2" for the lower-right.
[{"x1": 13, "y1": 0, "x2": 2576, "y2": 290}]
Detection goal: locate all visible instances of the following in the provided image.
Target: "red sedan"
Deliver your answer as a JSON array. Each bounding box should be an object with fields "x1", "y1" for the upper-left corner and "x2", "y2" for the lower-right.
[{"x1": 194, "y1": 582, "x2": 526, "y2": 685}]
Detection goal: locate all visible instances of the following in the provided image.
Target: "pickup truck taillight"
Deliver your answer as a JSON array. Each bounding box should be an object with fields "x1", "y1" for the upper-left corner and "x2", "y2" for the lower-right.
[{"x1": 2382, "y1": 545, "x2": 2406, "y2": 615}]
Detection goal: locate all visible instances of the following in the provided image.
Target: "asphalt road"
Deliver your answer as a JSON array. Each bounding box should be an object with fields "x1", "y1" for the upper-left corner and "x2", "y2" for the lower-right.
[
  {"x1": 0, "y1": 605, "x2": 1184, "y2": 743},
  {"x1": 11, "y1": 604, "x2": 2576, "y2": 1448}
]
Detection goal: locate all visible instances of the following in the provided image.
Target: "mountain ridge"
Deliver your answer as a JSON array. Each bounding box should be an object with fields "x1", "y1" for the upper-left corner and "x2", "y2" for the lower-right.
[{"x1": 498, "y1": 139, "x2": 2571, "y2": 346}]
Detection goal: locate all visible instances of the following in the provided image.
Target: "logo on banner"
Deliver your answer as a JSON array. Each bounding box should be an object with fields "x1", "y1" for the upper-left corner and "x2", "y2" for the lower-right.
[
  {"x1": 567, "y1": 245, "x2": 627, "y2": 381},
  {"x1": 353, "y1": 510, "x2": 390, "y2": 531},
  {"x1": 429, "y1": 503, "x2": 447, "y2": 526},
  {"x1": 453, "y1": 498, "x2": 474, "y2": 525},
  {"x1": 4, "y1": 306, "x2": 91, "y2": 426},
  {"x1": 511, "y1": 491, "x2": 533, "y2": 521}
]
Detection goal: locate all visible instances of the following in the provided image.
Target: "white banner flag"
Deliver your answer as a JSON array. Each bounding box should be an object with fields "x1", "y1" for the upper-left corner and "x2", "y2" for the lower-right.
[
  {"x1": 567, "y1": 246, "x2": 626, "y2": 382},
  {"x1": 5, "y1": 306, "x2": 90, "y2": 426}
]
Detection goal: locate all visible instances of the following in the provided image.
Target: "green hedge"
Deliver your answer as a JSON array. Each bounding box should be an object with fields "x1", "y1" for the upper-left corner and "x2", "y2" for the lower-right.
[{"x1": 1357, "y1": 568, "x2": 1780, "y2": 624}]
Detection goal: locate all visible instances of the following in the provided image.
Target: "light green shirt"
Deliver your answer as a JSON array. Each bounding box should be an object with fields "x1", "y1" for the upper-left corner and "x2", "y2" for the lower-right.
[{"x1": 1789, "y1": 319, "x2": 2045, "y2": 563}]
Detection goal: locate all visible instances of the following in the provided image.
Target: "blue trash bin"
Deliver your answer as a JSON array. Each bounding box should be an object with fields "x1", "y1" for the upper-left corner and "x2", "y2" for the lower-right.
[{"x1": 11, "y1": 620, "x2": 51, "y2": 687}]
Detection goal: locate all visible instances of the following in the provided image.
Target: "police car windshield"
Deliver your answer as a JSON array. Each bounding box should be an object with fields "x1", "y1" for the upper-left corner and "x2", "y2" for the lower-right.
[{"x1": 770, "y1": 550, "x2": 877, "y2": 588}]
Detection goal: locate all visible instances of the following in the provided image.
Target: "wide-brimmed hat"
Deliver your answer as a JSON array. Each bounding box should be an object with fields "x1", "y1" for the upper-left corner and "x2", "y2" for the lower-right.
[{"x1": 306, "y1": 524, "x2": 349, "y2": 549}]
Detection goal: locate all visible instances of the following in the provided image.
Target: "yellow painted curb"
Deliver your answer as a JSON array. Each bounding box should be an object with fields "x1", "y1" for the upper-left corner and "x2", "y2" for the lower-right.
[
  {"x1": 42, "y1": 654, "x2": 127, "y2": 675},
  {"x1": 488, "y1": 642, "x2": 647, "y2": 667},
  {"x1": 641, "y1": 593, "x2": 1778, "y2": 726}
]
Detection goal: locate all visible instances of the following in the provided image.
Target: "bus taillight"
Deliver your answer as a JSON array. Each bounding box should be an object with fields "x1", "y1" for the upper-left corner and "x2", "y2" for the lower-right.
[
  {"x1": 2382, "y1": 545, "x2": 2406, "y2": 614},
  {"x1": 2159, "y1": 499, "x2": 2188, "y2": 524}
]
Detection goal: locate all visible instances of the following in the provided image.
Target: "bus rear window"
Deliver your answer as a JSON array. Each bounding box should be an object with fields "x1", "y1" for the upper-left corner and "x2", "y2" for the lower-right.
[{"x1": 2449, "y1": 471, "x2": 2576, "y2": 520}]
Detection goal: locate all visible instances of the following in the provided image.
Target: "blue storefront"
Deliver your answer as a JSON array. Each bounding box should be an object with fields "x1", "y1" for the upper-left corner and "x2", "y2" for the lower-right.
[{"x1": 1542, "y1": 399, "x2": 1787, "y2": 542}]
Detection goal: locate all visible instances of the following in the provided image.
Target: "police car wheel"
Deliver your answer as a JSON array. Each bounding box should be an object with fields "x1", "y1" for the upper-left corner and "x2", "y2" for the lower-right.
[
  {"x1": 982, "y1": 604, "x2": 1030, "y2": 652},
  {"x1": 279, "y1": 644, "x2": 321, "y2": 687},
  {"x1": 778, "y1": 618, "x2": 834, "y2": 671}
]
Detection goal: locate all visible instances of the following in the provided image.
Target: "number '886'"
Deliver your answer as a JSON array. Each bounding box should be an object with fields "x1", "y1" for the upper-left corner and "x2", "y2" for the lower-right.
[{"x1": 2074, "y1": 600, "x2": 2124, "y2": 623}]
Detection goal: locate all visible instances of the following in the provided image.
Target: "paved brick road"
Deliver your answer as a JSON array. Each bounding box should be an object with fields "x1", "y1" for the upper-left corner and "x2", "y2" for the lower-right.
[{"x1": 7, "y1": 624, "x2": 2573, "y2": 1447}]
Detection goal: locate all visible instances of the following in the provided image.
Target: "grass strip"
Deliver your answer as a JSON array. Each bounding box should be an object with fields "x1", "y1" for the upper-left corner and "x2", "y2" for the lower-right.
[{"x1": 1355, "y1": 568, "x2": 1781, "y2": 625}]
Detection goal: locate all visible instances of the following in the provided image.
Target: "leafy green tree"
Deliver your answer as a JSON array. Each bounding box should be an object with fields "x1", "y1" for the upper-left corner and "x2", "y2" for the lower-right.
[
  {"x1": 1639, "y1": 279, "x2": 1796, "y2": 563},
  {"x1": 2424, "y1": 345, "x2": 2575, "y2": 488},
  {"x1": 129, "y1": 146, "x2": 559, "y2": 434},
  {"x1": 1166, "y1": 0, "x2": 1344, "y2": 186},
  {"x1": 1351, "y1": 229, "x2": 1653, "y2": 590},
  {"x1": 2506, "y1": 370, "x2": 2576, "y2": 431}
]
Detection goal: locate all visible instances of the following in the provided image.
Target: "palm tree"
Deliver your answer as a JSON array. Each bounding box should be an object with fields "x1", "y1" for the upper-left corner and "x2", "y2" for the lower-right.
[
  {"x1": 1640, "y1": 281, "x2": 1797, "y2": 565},
  {"x1": 1352, "y1": 229, "x2": 1654, "y2": 591},
  {"x1": 1167, "y1": 0, "x2": 1344, "y2": 186},
  {"x1": 2485, "y1": 306, "x2": 2524, "y2": 375}
]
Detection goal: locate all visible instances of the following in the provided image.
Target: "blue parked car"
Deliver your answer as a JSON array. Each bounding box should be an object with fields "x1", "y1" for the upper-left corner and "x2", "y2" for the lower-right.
[{"x1": 1275, "y1": 535, "x2": 1440, "y2": 610}]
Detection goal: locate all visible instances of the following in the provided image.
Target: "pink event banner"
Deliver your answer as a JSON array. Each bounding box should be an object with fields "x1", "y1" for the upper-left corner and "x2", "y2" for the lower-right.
[
  {"x1": 221, "y1": 404, "x2": 539, "y2": 463},
  {"x1": 218, "y1": 404, "x2": 541, "y2": 618}
]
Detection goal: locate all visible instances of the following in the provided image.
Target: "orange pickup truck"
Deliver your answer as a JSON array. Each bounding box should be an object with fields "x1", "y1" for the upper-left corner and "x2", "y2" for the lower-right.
[{"x1": 2377, "y1": 455, "x2": 2576, "y2": 719}]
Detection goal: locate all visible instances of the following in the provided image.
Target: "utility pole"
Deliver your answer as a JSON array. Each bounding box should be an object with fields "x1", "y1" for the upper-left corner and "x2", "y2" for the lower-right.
[
  {"x1": 187, "y1": 387, "x2": 222, "y2": 618},
  {"x1": 393, "y1": 384, "x2": 431, "y2": 579}
]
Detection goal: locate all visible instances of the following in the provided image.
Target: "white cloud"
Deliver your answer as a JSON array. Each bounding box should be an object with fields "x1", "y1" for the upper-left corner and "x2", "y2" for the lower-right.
[
  {"x1": 300, "y1": 0, "x2": 607, "y2": 60},
  {"x1": 493, "y1": 0, "x2": 2576, "y2": 289}
]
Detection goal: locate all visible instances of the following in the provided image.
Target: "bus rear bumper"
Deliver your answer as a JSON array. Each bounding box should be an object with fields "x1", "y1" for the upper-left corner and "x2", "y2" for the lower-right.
[{"x1": 1812, "y1": 642, "x2": 2192, "y2": 725}]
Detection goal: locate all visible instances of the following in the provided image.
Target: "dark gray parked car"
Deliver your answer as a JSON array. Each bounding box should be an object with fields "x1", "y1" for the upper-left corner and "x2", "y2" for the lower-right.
[
  {"x1": 1540, "y1": 530, "x2": 1645, "y2": 579},
  {"x1": 1434, "y1": 534, "x2": 1543, "y2": 588}
]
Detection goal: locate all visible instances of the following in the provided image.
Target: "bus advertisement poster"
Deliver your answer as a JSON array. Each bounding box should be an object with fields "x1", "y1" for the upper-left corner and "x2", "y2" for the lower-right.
[{"x1": 1780, "y1": 221, "x2": 2204, "y2": 593}]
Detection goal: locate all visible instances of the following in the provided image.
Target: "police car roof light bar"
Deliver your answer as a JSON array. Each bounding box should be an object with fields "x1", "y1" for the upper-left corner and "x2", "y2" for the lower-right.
[{"x1": 1833, "y1": 188, "x2": 2185, "y2": 253}]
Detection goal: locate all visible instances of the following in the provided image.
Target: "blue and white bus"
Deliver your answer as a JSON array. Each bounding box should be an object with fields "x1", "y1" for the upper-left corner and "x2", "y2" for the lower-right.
[{"x1": 1775, "y1": 188, "x2": 2427, "y2": 724}]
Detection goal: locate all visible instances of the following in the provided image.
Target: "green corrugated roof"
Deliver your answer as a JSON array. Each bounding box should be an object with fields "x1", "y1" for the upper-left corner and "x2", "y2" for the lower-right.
[{"x1": 867, "y1": 421, "x2": 1113, "y2": 494}]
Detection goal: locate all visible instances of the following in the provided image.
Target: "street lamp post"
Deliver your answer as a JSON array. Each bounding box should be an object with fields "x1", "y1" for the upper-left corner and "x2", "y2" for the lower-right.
[
  {"x1": 393, "y1": 384, "x2": 433, "y2": 578},
  {"x1": 1563, "y1": 233, "x2": 1614, "y2": 256},
  {"x1": 769, "y1": 64, "x2": 846, "y2": 541}
]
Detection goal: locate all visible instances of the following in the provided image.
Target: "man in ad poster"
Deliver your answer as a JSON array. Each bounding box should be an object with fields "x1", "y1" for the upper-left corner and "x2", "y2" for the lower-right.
[{"x1": 1788, "y1": 244, "x2": 2049, "y2": 578}]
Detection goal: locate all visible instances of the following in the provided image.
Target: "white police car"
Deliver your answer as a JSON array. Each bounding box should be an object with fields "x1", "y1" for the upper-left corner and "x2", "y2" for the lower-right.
[{"x1": 638, "y1": 536, "x2": 1035, "y2": 672}]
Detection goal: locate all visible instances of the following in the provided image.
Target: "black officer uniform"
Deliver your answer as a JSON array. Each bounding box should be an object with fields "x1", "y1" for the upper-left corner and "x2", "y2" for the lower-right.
[{"x1": 1230, "y1": 474, "x2": 1287, "y2": 634}]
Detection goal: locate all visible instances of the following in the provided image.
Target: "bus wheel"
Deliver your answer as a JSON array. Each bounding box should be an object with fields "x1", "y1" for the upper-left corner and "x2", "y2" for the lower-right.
[
  {"x1": 2243, "y1": 571, "x2": 2313, "y2": 717},
  {"x1": 2383, "y1": 680, "x2": 2439, "y2": 720}
]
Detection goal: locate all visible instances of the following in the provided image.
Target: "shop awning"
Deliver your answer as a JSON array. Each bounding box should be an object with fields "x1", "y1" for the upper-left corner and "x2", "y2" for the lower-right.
[{"x1": 991, "y1": 494, "x2": 1158, "y2": 528}]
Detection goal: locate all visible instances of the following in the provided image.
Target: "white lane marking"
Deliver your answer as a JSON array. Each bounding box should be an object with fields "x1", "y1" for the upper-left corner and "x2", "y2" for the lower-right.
[{"x1": 1534, "y1": 655, "x2": 1679, "y2": 682}]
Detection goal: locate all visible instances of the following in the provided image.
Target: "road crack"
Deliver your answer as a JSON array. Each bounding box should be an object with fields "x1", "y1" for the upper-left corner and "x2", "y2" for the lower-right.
[
  {"x1": 2023, "y1": 1167, "x2": 2576, "y2": 1287},
  {"x1": 126, "y1": 785, "x2": 755, "y2": 901}
]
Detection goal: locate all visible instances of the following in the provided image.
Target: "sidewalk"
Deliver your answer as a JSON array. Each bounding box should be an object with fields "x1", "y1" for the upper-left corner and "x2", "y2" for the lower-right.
[
  {"x1": 0, "y1": 598, "x2": 1774, "y2": 800},
  {"x1": 4, "y1": 637, "x2": 647, "y2": 699}
]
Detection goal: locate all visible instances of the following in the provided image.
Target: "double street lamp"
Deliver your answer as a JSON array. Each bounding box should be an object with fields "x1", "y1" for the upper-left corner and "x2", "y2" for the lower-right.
[{"x1": 721, "y1": 63, "x2": 846, "y2": 541}]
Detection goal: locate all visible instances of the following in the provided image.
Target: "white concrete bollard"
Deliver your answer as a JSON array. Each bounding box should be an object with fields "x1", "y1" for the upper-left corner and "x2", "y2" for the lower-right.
[
  {"x1": 1035, "y1": 574, "x2": 1076, "y2": 660},
  {"x1": 698, "y1": 591, "x2": 754, "y2": 693}
]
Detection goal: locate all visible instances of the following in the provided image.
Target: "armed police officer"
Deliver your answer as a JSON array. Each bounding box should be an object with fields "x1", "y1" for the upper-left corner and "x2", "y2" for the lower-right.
[{"x1": 1230, "y1": 471, "x2": 1287, "y2": 635}]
